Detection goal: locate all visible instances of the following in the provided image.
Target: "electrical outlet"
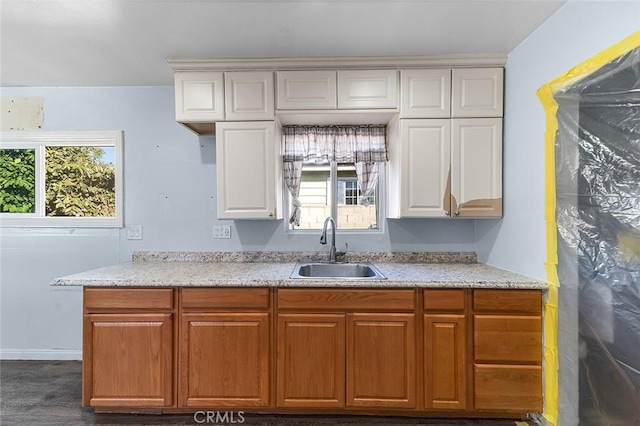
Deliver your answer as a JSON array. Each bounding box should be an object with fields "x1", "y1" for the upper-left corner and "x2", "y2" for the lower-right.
[
  {"x1": 213, "y1": 225, "x2": 231, "y2": 239},
  {"x1": 127, "y1": 225, "x2": 143, "y2": 240}
]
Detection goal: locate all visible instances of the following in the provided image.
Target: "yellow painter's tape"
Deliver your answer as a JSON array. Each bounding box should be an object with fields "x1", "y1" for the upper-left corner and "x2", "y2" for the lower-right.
[{"x1": 536, "y1": 30, "x2": 640, "y2": 426}]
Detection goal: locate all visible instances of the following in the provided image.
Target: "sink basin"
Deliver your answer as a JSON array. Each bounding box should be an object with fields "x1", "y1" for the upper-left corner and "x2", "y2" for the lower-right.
[{"x1": 290, "y1": 262, "x2": 386, "y2": 280}]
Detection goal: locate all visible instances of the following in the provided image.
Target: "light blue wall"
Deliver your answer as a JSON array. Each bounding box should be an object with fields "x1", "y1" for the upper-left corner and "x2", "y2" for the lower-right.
[
  {"x1": 474, "y1": 2, "x2": 640, "y2": 423},
  {"x1": 0, "y1": 86, "x2": 477, "y2": 356},
  {"x1": 476, "y1": 0, "x2": 640, "y2": 281}
]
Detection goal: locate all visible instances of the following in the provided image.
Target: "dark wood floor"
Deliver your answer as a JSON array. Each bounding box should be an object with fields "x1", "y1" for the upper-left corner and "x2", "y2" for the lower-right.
[{"x1": 1, "y1": 360, "x2": 533, "y2": 426}]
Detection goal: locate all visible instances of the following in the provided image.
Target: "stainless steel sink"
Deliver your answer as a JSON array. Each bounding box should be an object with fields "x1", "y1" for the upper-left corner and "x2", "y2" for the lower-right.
[{"x1": 290, "y1": 262, "x2": 386, "y2": 280}]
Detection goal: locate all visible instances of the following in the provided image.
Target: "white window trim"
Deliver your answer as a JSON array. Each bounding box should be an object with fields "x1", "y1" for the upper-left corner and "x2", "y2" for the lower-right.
[
  {"x1": 0, "y1": 131, "x2": 123, "y2": 228},
  {"x1": 284, "y1": 161, "x2": 386, "y2": 235}
]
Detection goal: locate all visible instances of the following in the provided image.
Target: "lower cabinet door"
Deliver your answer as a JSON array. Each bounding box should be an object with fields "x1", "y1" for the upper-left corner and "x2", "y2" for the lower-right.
[
  {"x1": 474, "y1": 364, "x2": 542, "y2": 411},
  {"x1": 180, "y1": 313, "x2": 270, "y2": 407},
  {"x1": 83, "y1": 313, "x2": 173, "y2": 407},
  {"x1": 277, "y1": 314, "x2": 345, "y2": 408},
  {"x1": 424, "y1": 314, "x2": 466, "y2": 410},
  {"x1": 346, "y1": 313, "x2": 416, "y2": 408}
]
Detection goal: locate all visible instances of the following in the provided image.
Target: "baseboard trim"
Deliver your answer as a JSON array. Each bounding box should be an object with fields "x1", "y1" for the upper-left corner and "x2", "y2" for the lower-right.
[{"x1": 0, "y1": 349, "x2": 82, "y2": 360}]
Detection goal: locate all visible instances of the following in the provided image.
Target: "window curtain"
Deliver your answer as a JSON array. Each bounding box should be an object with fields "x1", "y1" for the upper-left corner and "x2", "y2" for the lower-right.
[{"x1": 282, "y1": 125, "x2": 387, "y2": 224}]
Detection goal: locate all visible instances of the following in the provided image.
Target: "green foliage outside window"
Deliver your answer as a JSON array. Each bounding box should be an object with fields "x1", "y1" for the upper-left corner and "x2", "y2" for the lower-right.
[
  {"x1": 0, "y1": 149, "x2": 36, "y2": 213},
  {"x1": 0, "y1": 146, "x2": 115, "y2": 217},
  {"x1": 45, "y1": 147, "x2": 115, "y2": 217}
]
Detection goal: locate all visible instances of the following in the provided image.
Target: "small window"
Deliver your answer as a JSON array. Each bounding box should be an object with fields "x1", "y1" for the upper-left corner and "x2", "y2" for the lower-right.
[
  {"x1": 283, "y1": 124, "x2": 386, "y2": 232},
  {"x1": 0, "y1": 131, "x2": 123, "y2": 227},
  {"x1": 290, "y1": 162, "x2": 379, "y2": 231}
]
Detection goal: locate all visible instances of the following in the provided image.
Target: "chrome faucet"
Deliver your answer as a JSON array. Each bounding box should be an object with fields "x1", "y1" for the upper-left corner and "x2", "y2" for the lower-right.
[{"x1": 320, "y1": 216, "x2": 346, "y2": 262}]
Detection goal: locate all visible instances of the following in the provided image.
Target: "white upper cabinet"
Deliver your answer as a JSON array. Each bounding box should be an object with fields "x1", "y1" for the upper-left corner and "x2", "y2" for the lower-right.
[
  {"x1": 337, "y1": 70, "x2": 398, "y2": 109},
  {"x1": 451, "y1": 118, "x2": 502, "y2": 217},
  {"x1": 224, "y1": 72, "x2": 275, "y2": 121},
  {"x1": 400, "y1": 69, "x2": 451, "y2": 118},
  {"x1": 216, "y1": 121, "x2": 282, "y2": 220},
  {"x1": 388, "y1": 119, "x2": 451, "y2": 218},
  {"x1": 388, "y1": 116, "x2": 503, "y2": 219},
  {"x1": 174, "y1": 71, "x2": 225, "y2": 127},
  {"x1": 451, "y1": 68, "x2": 503, "y2": 118},
  {"x1": 277, "y1": 71, "x2": 337, "y2": 110}
]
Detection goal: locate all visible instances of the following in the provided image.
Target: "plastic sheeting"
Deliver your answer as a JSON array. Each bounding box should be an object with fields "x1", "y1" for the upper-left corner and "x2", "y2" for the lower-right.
[{"x1": 549, "y1": 42, "x2": 640, "y2": 424}]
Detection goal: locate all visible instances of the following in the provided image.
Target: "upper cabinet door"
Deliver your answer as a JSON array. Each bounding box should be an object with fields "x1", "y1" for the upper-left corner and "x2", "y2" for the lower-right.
[
  {"x1": 216, "y1": 121, "x2": 282, "y2": 220},
  {"x1": 400, "y1": 69, "x2": 451, "y2": 118},
  {"x1": 399, "y1": 119, "x2": 451, "y2": 218},
  {"x1": 451, "y1": 68, "x2": 503, "y2": 118},
  {"x1": 224, "y1": 72, "x2": 275, "y2": 121},
  {"x1": 451, "y1": 118, "x2": 502, "y2": 217},
  {"x1": 277, "y1": 71, "x2": 337, "y2": 110},
  {"x1": 337, "y1": 70, "x2": 398, "y2": 109},
  {"x1": 174, "y1": 71, "x2": 225, "y2": 122}
]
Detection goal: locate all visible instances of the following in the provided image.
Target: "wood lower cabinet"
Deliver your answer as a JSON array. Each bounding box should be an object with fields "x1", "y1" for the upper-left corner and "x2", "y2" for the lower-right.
[
  {"x1": 472, "y1": 289, "x2": 543, "y2": 412},
  {"x1": 82, "y1": 288, "x2": 174, "y2": 408},
  {"x1": 347, "y1": 313, "x2": 416, "y2": 408},
  {"x1": 424, "y1": 314, "x2": 466, "y2": 410},
  {"x1": 179, "y1": 288, "x2": 271, "y2": 408},
  {"x1": 423, "y1": 289, "x2": 467, "y2": 411},
  {"x1": 277, "y1": 314, "x2": 345, "y2": 407},
  {"x1": 180, "y1": 312, "x2": 270, "y2": 407},
  {"x1": 82, "y1": 286, "x2": 543, "y2": 417},
  {"x1": 276, "y1": 289, "x2": 416, "y2": 410}
]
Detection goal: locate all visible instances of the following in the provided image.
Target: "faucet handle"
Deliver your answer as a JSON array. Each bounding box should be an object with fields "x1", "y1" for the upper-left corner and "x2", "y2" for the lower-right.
[{"x1": 336, "y1": 242, "x2": 348, "y2": 259}]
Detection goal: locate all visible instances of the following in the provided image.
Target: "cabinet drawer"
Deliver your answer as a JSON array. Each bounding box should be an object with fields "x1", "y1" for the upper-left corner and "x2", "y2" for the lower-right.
[
  {"x1": 423, "y1": 289, "x2": 465, "y2": 311},
  {"x1": 474, "y1": 364, "x2": 542, "y2": 411},
  {"x1": 181, "y1": 288, "x2": 270, "y2": 309},
  {"x1": 277, "y1": 70, "x2": 337, "y2": 110},
  {"x1": 277, "y1": 289, "x2": 415, "y2": 311},
  {"x1": 84, "y1": 288, "x2": 174, "y2": 310},
  {"x1": 337, "y1": 69, "x2": 398, "y2": 109},
  {"x1": 473, "y1": 290, "x2": 541, "y2": 314},
  {"x1": 474, "y1": 315, "x2": 542, "y2": 363}
]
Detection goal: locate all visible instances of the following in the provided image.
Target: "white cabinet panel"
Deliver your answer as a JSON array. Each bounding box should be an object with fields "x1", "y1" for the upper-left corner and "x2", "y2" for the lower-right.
[
  {"x1": 388, "y1": 119, "x2": 451, "y2": 218},
  {"x1": 451, "y1": 118, "x2": 502, "y2": 217},
  {"x1": 400, "y1": 69, "x2": 451, "y2": 118},
  {"x1": 175, "y1": 72, "x2": 224, "y2": 122},
  {"x1": 216, "y1": 121, "x2": 282, "y2": 219},
  {"x1": 277, "y1": 71, "x2": 337, "y2": 110},
  {"x1": 224, "y1": 72, "x2": 275, "y2": 121},
  {"x1": 451, "y1": 68, "x2": 503, "y2": 118},
  {"x1": 338, "y1": 70, "x2": 398, "y2": 109}
]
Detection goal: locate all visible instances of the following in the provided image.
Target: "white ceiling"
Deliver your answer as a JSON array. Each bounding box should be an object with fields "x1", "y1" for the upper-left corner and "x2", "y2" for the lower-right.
[{"x1": 1, "y1": 0, "x2": 567, "y2": 87}]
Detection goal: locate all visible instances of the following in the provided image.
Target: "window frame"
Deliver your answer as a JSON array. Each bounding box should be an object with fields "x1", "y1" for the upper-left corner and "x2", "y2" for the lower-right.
[
  {"x1": 0, "y1": 131, "x2": 123, "y2": 228},
  {"x1": 284, "y1": 160, "x2": 385, "y2": 234}
]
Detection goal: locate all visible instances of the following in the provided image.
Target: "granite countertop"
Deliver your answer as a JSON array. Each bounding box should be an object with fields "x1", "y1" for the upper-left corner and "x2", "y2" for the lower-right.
[{"x1": 52, "y1": 251, "x2": 546, "y2": 290}]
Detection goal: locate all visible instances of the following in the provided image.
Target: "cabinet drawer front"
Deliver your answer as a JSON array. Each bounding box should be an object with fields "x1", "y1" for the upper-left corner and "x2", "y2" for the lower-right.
[
  {"x1": 473, "y1": 289, "x2": 541, "y2": 314},
  {"x1": 84, "y1": 288, "x2": 173, "y2": 310},
  {"x1": 182, "y1": 288, "x2": 270, "y2": 309},
  {"x1": 424, "y1": 289, "x2": 465, "y2": 311},
  {"x1": 277, "y1": 70, "x2": 337, "y2": 110},
  {"x1": 474, "y1": 364, "x2": 542, "y2": 412},
  {"x1": 277, "y1": 289, "x2": 415, "y2": 311},
  {"x1": 338, "y1": 69, "x2": 398, "y2": 109},
  {"x1": 474, "y1": 315, "x2": 542, "y2": 363}
]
